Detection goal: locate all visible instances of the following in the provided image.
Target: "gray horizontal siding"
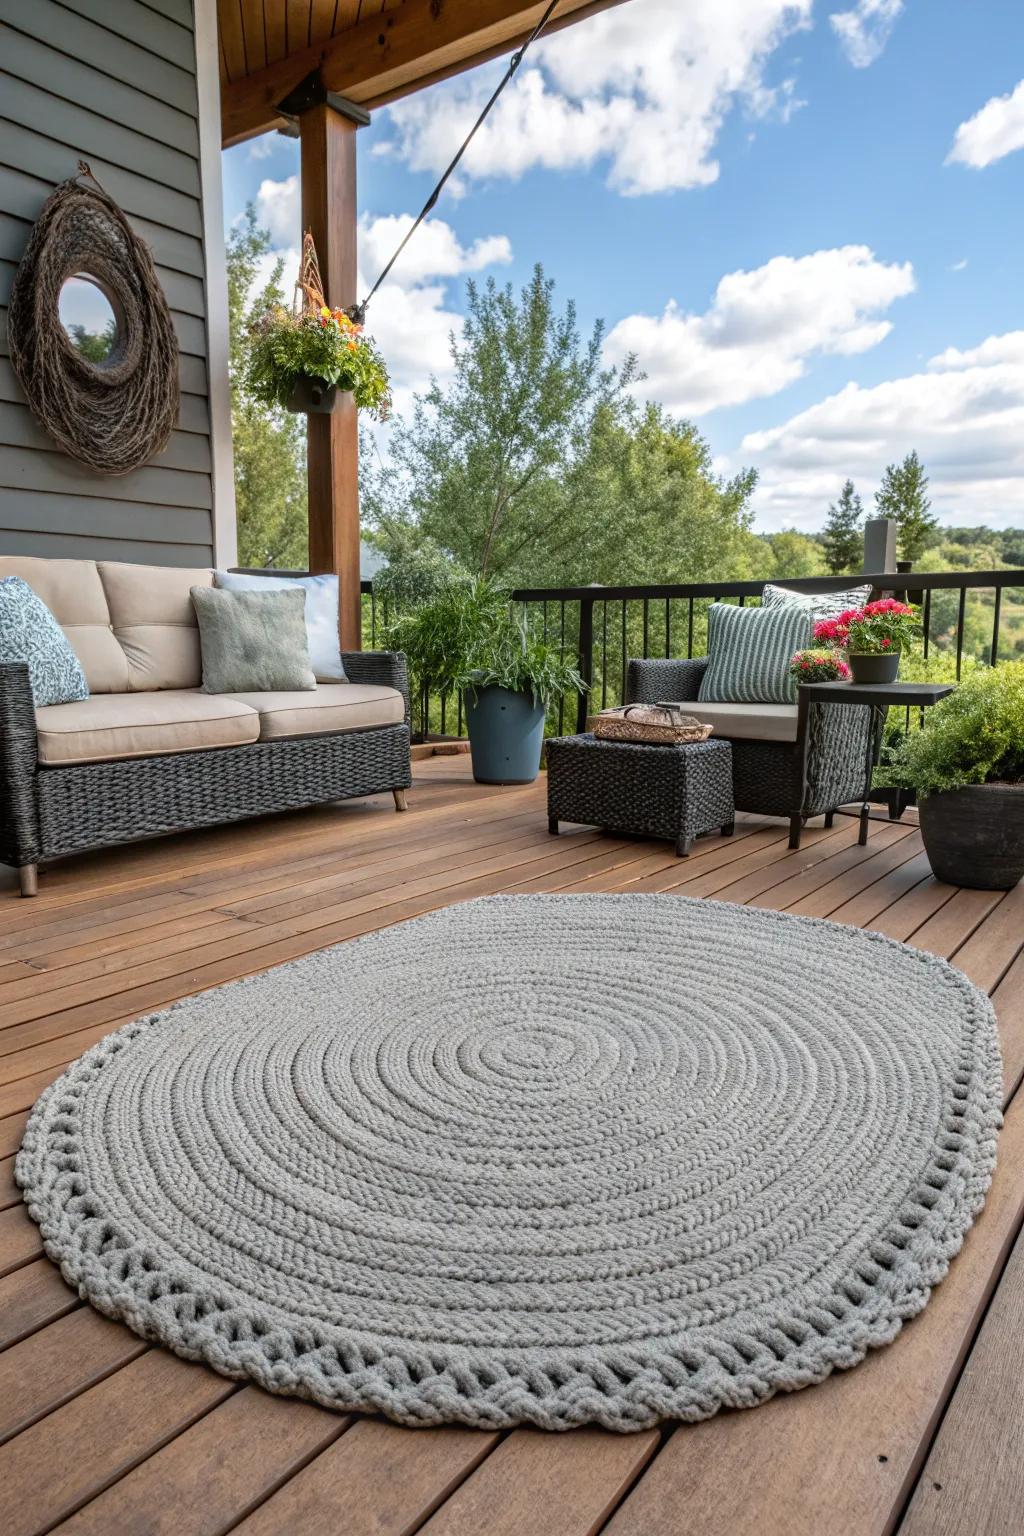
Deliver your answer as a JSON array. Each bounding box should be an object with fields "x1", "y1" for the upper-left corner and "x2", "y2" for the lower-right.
[
  {"x1": 0, "y1": 168, "x2": 206, "y2": 278},
  {"x1": 0, "y1": 527, "x2": 214, "y2": 565},
  {"x1": 0, "y1": 0, "x2": 218, "y2": 568},
  {"x1": 1, "y1": 22, "x2": 199, "y2": 157}
]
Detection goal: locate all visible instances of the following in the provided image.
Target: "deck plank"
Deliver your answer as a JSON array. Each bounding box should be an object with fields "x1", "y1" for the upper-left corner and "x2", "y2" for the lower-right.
[
  {"x1": 234, "y1": 1419, "x2": 500, "y2": 1536},
  {"x1": 601, "y1": 1089, "x2": 1024, "y2": 1536},
  {"x1": 420, "y1": 1427, "x2": 660, "y2": 1536},
  {"x1": 897, "y1": 1223, "x2": 1024, "y2": 1535},
  {"x1": 0, "y1": 1259, "x2": 77, "y2": 1351},
  {"x1": 51, "y1": 1387, "x2": 346, "y2": 1535},
  {"x1": 0, "y1": 1351, "x2": 235, "y2": 1536},
  {"x1": 0, "y1": 1309, "x2": 147, "y2": 1444}
]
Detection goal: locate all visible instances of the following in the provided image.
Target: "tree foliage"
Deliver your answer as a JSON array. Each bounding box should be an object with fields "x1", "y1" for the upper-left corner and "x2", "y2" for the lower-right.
[
  {"x1": 823, "y1": 479, "x2": 864, "y2": 574},
  {"x1": 362, "y1": 267, "x2": 760, "y2": 587},
  {"x1": 875, "y1": 451, "x2": 937, "y2": 564},
  {"x1": 227, "y1": 207, "x2": 309, "y2": 569}
]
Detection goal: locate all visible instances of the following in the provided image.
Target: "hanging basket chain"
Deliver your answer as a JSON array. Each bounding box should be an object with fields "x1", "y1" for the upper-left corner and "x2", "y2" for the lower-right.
[{"x1": 348, "y1": 0, "x2": 562, "y2": 324}]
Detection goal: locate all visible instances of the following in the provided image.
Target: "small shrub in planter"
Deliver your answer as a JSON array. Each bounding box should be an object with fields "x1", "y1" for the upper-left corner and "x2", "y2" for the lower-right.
[
  {"x1": 386, "y1": 577, "x2": 583, "y2": 783},
  {"x1": 884, "y1": 661, "x2": 1024, "y2": 889},
  {"x1": 790, "y1": 649, "x2": 851, "y2": 684},
  {"x1": 814, "y1": 600, "x2": 919, "y2": 683}
]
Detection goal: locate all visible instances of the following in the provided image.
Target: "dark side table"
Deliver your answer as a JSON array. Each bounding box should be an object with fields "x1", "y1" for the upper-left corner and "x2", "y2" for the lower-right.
[{"x1": 797, "y1": 681, "x2": 954, "y2": 845}]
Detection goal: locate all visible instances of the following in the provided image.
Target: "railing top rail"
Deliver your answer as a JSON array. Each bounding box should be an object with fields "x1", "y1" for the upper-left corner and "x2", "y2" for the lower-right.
[{"x1": 507, "y1": 570, "x2": 1024, "y2": 602}]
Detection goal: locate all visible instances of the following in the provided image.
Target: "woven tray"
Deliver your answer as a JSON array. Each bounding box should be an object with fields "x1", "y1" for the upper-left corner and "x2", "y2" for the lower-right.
[{"x1": 593, "y1": 704, "x2": 713, "y2": 745}]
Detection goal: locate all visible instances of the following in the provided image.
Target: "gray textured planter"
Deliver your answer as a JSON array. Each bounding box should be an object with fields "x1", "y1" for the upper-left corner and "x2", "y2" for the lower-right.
[
  {"x1": 848, "y1": 652, "x2": 900, "y2": 684},
  {"x1": 463, "y1": 685, "x2": 546, "y2": 785},
  {"x1": 919, "y1": 784, "x2": 1024, "y2": 890}
]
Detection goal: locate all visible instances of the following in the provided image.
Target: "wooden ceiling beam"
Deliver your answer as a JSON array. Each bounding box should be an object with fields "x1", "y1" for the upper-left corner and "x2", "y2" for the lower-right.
[{"x1": 221, "y1": 0, "x2": 629, "y2": 147}]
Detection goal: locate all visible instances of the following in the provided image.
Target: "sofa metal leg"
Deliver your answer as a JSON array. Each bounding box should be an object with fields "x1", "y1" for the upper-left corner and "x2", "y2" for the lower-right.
[
  {"x1": 393, "y1": 788, "x2": 408, "y2": 812},
  {"x1": 675, "y1": 835, "x2": 693, "y2": 857},
  {"x1": 788, "y1": 815, "x2": 803, "y2": 850},
  {"x1": 548, "y1": 816, "x2": 559, "y2": 837},
  {"x1": 19, "y1": 863, "x2": 38, "y2": 898},
  {"x1": 824, "y1": 810, "x2": 835, "y2": 828},
  {"x1": 721, "y1": 821, "x2": 735, "y2": 838}
]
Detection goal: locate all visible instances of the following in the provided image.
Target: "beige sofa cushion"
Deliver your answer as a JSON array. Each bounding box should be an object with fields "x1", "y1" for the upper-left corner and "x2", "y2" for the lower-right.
[
  {"x1": 227, "y1": 684, "x2": 405, "y2": 741},
  {"x1": 0, "y1": 556, "x2": 129, "y2": 693},
  {"x1": 99, "y1": 561, "x2": 213, "y2": 691},
  {"x1": 35, "y1": 689, "x2": 260, "y2": 766},
  {"x1": 676, "y1": 702, "x2": 800, "y2": 744}
]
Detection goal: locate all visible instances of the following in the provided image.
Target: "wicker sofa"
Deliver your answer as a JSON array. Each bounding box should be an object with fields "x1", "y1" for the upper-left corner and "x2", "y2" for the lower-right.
[
  {"x1": 0, "y1": 557, "x2": 411, "y2": 896},
  {"x1": 626, "y1": 656, "x2": 875, "y2": 849}
]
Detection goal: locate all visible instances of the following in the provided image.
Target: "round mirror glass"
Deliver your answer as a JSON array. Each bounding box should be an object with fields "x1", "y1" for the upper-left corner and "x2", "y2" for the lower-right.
[{"x1": 58, "y1": 274, "x2": 120, "y2": 363}]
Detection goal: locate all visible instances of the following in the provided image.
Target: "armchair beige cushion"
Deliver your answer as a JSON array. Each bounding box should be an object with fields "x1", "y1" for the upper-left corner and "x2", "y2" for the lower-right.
[
  {"x1": 35, "y1": 690, "x2": 260, "y2": 765},
  {"x1": 227, "y1": 684, "x2": 405, "y2": 740},
  {"x1": 674, "y1": 702, "x2": 800, "y2": 744}
]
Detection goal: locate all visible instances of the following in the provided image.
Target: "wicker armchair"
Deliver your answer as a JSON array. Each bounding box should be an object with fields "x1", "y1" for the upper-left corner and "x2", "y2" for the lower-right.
[
  {"x1": 0, "y1": 651, "x2": 411, "y2": 896},
  {"x1": 626, "y1": 657, "x2": 875, "y2": 849}
]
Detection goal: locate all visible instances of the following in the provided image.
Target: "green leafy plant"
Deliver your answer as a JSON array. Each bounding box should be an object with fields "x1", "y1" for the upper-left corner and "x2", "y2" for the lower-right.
[
  {"x1": 882, "y1": 662, "x2": 1024, "y2": 798},
  {"x1": 246, "y1": 304, "x2": 390, "y2": 416},
  {"x1": 789, "y1": 648, "x2": 851, "y2": 683},
  {"x1": 386, "y1": 577, "x2": 583, "y2": 707}
]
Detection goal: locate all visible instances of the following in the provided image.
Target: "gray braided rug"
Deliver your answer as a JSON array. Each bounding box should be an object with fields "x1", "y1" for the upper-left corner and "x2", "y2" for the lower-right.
[{"x1": 18, "y1": 895, "x2": 1002, "y2": 1433}]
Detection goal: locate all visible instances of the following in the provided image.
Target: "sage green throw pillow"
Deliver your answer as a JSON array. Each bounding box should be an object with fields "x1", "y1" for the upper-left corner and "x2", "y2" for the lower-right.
[
  {"x1": 191, "y1": 587, "x2": 316, "y2": 694},
  {"x1": 699, "y1": 602, "x2": 812, "y2": 705}
]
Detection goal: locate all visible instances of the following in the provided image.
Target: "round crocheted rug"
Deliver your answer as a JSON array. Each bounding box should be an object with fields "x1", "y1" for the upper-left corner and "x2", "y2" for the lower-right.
[{"x1": 18, "y1": 894, "x2": 1001, "y2": 1433}]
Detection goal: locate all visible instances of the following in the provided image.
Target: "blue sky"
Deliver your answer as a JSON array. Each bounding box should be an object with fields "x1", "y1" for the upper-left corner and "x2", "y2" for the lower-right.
[{"x1": 222, "y1": 0, "x2": 1024, "y2": 533}]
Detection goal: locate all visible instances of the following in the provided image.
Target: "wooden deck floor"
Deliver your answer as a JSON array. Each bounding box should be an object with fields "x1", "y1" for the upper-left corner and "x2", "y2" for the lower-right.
[{"x1": 2, "y1": 756, "x2": 1024, "y2": 1536}]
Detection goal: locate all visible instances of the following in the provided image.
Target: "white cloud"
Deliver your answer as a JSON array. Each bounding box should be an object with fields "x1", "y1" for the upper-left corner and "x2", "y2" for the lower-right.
[
  {"x1": 248, "y1": 138, "x2": 274, "y2": 161},
  {"x1": 829, "y1": 0, "x2": 903, "y2": 68},
  {"x1": 739, "y1": 330, "x2": 1024, "y2": 528},
  {"x1": 948, "y1": 258, "x2": 969, "y2": 272},
  {"x1": 250, "y1": 176, "x2": 512, "y2": 413},
  {"x1": 947, "y1": 78, "x2": 1024, "y2": 169},
  {"x1": 381, "y1": 0, "x2": 813, "y2": 197},
  {"x1": 603, "y1": 246, "x2": 914, "y2": 414}
]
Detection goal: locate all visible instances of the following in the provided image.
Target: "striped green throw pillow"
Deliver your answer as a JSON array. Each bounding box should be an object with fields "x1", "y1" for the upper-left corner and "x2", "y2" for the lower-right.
[{"x1": 699, "y1": 602, "x2": 812, "y2": 704}]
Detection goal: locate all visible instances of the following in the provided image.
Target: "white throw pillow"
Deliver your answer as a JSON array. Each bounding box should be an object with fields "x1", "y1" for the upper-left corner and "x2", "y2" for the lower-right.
[{"x1": 214, "y1": 571, "x2": 346, "y2": 682}]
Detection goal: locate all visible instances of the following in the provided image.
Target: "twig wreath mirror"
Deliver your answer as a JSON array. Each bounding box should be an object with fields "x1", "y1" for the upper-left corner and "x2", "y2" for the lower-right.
[{"x1": 8, "y1": 163, "x2": 179, "y2": 475}]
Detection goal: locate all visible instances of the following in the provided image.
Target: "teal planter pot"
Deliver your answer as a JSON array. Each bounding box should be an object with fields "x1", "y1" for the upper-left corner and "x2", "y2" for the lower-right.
[{"x1": 463, "y1": 685, "x2": 546, "y2": 785}]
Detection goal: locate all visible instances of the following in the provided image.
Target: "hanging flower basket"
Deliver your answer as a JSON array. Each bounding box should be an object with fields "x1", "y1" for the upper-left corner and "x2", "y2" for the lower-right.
[{"x1": 245, "y1": 232, "x2": 391, "y2": 419}]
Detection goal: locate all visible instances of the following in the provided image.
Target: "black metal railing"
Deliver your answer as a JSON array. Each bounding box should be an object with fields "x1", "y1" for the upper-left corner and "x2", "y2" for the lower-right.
[{"x1": 355, "y1": 567, "x2": 1021, "y2": 742}]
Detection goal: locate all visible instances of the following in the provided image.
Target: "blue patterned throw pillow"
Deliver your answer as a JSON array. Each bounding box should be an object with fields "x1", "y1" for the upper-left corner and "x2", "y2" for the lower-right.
[
  {"x1": 0, "y1": 576, "x2": 89, "y2": 706},
  {"x1": 699, "y1": 602, "x2": 812, "y2": 705},
  {"x1": 762, "y1": 581, "x2": 873, "y2": 620}
]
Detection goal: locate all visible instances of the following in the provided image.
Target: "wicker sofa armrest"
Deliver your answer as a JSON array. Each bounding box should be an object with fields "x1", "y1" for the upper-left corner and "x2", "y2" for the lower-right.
[
  {"x1": 626, "y1": 656, "x2": 709, "y2": 706},
  {"x1": 342, "y1": 650, "x2": 410, "y2": 719},
  {"x1": 0, "y1": 662, "x2": 40, "y2": 868}
]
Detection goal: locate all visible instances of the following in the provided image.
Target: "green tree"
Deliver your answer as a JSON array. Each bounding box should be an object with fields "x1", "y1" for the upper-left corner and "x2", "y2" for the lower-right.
[
  {"x1": 875, "y1": 451, "x2": 936, "y2": 564},
  {"x1": 761, "y1": 529, "x2": 827, "y2": 580},
  {"x1": 362, "y1": 266, "x2": 758, "y2": 587},
  {"x1": 227, "y1": 207, "x2": 308, "y2": 568},
  {"x1": 823, "y1": 479, "x2": 864, "y2": 574}
]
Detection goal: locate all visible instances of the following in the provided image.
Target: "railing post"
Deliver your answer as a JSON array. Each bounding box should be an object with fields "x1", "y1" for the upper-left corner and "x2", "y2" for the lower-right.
[
  {"x1": 863, "y1": 518, "x2": 898, "y2": 577},
  {"x1": 575, "y1": 596, "x2": 595, "y2": 734}
]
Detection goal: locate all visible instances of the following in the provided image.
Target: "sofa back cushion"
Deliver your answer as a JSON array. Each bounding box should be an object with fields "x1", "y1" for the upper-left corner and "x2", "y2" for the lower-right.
[
  {"x1": 0, "y1": 556, "x2": 130, "y2": 692},
  {"x1": 99, "y1": 562, "x2": 213, "y2": 691}
]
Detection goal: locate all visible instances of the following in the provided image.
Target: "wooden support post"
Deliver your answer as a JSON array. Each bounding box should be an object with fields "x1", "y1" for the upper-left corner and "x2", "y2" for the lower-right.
[{"x1": 300, "y1": 102, "x2": 362, "y2": 652}]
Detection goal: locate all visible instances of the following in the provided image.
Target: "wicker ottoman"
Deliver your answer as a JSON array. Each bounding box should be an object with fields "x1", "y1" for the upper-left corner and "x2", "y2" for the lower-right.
[{"x1": 546, "y1": 734, "x2": 735, "y2": 857}]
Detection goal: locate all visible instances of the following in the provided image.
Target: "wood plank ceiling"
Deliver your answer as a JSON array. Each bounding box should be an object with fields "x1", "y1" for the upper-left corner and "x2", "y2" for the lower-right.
[{"x1": 217, "y1": 0, "x2": 630, "y2": 145}]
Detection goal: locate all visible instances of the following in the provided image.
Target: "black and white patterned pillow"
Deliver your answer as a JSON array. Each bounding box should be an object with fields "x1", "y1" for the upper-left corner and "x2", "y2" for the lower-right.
[
  {"x1": 762, "y1": 582, "x2": 873, "y2": 621},
  {"x1": 0, "y1": 576, "x2": 89, "y2": 706}
]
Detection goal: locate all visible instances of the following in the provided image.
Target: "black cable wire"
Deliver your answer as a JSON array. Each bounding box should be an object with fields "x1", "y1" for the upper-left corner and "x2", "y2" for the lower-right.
[{"x1": 348, "y1": 0, "x2": 562, "y2": 324}]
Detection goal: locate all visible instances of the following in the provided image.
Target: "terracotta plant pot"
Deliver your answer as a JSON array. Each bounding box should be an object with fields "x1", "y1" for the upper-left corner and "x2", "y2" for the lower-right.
[
  {"x1": 918, "y1": 783, "x2": 1024, "y2": 890},
  {"x1": 848, "y1": 651, "x2": 900, "y2": 685},
  {"x1": 285, "y1": 374, "x2": 339, "y2": 414}
]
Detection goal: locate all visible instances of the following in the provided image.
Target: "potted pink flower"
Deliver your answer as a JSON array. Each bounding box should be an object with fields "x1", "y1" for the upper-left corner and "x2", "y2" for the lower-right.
[
  {"x1": 789, "y1": 649, "x2": 851, "y2": 684},
  {"x1": 813, "y1": 600, "x2": 919, "y2": 685}
]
